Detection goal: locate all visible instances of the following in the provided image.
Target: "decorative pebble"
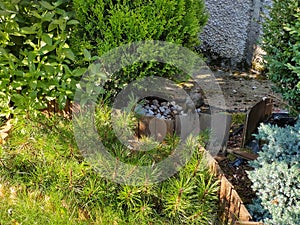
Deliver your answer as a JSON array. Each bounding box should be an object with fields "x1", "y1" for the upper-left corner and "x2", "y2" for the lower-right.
[
  {"x1": 152, "y1": 99, "x2": 159, "y2": 105},
  {"x1": 176, "y1": 106, "x2": 183, "y2": 111},
  {"x1": 148, "y1": 109, "x2": 154, "y2": 115},
  {"x1": 135, "y1": 97, "x2": 207, "y2": 120}
]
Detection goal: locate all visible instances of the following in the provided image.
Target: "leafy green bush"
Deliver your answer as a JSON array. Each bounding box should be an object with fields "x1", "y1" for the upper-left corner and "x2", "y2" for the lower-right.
[
  {"x1": 72, "y1": 0, "x2": 208, "y2": 95},
  {"x1": 0, "y1": 0, "x2": 90, "y2": 116},
  {"x1": 247, "y1": 118, "x2": 300, "y2": 225},
  {"x1": 262, "y1": 0, "x2": 300, "y2": 112}
]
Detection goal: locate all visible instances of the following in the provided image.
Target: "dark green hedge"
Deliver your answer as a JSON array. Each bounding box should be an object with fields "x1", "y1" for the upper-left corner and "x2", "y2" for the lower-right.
[
  {"x1": 262, "y1": 0, "x2": 300, "y2": 113},
  {"x1": 72, "y1": 0, "x2": 208, "y2": 95}
]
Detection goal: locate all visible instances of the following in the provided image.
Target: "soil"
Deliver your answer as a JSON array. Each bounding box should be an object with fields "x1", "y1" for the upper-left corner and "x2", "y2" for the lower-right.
[{"x1": 212, "y1": 69, "x2": 286, "y2": 112}]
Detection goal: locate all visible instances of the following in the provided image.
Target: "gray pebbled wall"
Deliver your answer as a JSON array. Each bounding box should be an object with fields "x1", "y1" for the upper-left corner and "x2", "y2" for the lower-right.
[{"x1": 199, "y1": 0, "x2": 273, "y2": 70}]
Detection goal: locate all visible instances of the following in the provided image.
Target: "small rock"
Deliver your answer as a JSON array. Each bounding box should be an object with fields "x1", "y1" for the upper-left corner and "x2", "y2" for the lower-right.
[
  {"x1": 159, "y1": 106, "x2": 165, "y2": 112},
  {"x1": 176, "y1": 106, "x2": 183, "y2": 111},
  {"x1": 151, "y1": 105, "x2": 157, "y2": 110},
  {"x1": 165, "y1": 109, "x2": 171, "y2": 114},
  {"x1": 148, "y1": 109, "x2": 154, "y2": 115},
  {"x1": 153, "y1": 99, "x2": 159, "y2": 105},
  {"x1": 189, "y1": 91, "x2": 204, "y2": 108}
]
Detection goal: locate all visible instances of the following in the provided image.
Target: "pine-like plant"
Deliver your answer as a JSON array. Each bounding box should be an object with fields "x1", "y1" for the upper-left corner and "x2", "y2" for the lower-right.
[{"x1": 247, "y1": 117, "x2": 300, "y2": 225}]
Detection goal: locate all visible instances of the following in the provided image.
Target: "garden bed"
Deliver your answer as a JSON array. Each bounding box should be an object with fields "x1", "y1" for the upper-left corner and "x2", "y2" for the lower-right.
[{"x1": 136, "y1": 113, "x2": 262, "y2": 224}]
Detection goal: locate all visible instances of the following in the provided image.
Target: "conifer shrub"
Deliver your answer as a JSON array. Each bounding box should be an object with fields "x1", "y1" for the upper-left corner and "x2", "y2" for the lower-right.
[
  {"x1": 72, "y1": 0, "x2": 208, "y2": 96},
  {"x1": 0, "y1": 110, "x2": 220, "y2": 224},
  {"x1": 247, "y1": 118, "x2": 300, "y2": 224}
]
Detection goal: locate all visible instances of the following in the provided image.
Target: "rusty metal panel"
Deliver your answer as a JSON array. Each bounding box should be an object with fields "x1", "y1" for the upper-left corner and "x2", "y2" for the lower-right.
[
  {"x1": 238, "y1": 204, "x2": 253, "y2": 222},
  {"x1": 138, "y1": 116, "x2": 174, "y2": 142},
  {"x1": 241, "y1": 98, "x2": 273, "y2": 147},
  {"x1": 229, "y1": 189, "x2": 243, "y2": 223}
]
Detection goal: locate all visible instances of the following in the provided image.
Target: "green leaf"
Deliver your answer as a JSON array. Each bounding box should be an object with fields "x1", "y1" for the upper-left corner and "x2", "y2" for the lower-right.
[
  {"x1": 48, "y1": 21, "x2": 58, "y2": 31},
  {"x1": 72, "y1": 68, "x2": 87, "y2": 77},
  {"x1": 0, "y1": 10, "x2": 12, "y2": 17},
  {"x1": 42, "y1": 12, "x2": 55, "y2": 21},
  {"x1": 53, "y1": 0, "x2": 65, "y2": 8},
  {"x1": 62, "y1": 48, "x2": 75, "y2": 61},
  {"x1": 40, "y1": 1, "x2": 55, "y2": 10},
  {"x1": 58, "y1": 94, "x2": 67, "y2": 109},
  {"x1": 67, "y1": 20, "x2": 80, "y2": 25},
  {"x1": 29, "y1": 91, "x2": 38, "y2": 98},
  {"x1": 39, "y1": 45, "x2": 56, "y2": 55},
  {"x1": 41, "y1": 33, "x2": 52, "y2": 46},
  {"x1": 21, "y1": 26, "x2": 37, "y2": 34},
  {"x1": 57, "y1": 17, "x2": 66, "y2": 31},
  {"x1": 83, "y1": 48, "x2": 91, "y2": 60},
  {"x1": 65, "y1": 90, "x2": 73, "y2": 96},
  {"x1": 11, "y1": 93, "x2": 25, "y2": 105}
]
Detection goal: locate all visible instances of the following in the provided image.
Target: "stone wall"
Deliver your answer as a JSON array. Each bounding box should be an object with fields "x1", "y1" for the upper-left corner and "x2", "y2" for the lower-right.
[{"x1": 199, "y1": 0, "x2": 272, "y2": 71}]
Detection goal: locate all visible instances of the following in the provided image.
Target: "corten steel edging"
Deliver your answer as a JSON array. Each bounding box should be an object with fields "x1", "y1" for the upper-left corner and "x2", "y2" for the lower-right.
[
  {"x1": 138, "y1": 112, "x2": 232, "y2": 152},
  {"x1": 204, "y1": 151, "x2": 264, "y2": 225}
]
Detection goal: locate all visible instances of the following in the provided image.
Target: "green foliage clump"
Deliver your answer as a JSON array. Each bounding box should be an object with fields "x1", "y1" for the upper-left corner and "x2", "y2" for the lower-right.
[
  {"x1": 0, "y1": 0, "x2": 91, "y2": 116},
  {"x1": 247, "y1": 118, "x2": 300, "y2": 225},
  {"x1": 0, "y1": 109, "x2": 219, "y2": 224},
  {"x1": 262, "y1": 0, "x2": 300, "y2": 112},
  {"x1": 72, "y1": 0, "x2": 208, "y2": 95}
]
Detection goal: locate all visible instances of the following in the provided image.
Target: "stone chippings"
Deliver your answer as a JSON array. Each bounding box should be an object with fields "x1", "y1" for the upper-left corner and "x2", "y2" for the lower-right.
[
  {"x1": 200, "y1": 0, "x2": 252, "y2": 62},
  {"x1": 135, "y1": 98, "x2": 203, "y2": 120},
  {"x1": 199, "y1": 0, "x2": 273, "y2": 69}
]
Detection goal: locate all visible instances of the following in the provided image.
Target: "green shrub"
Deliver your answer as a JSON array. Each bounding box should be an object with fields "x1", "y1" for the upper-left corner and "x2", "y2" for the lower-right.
[
  {"x1": 0, "y1": 110, "x2": 220, "y2": 224},
  {"x1": 262, "y1": 0, "x2": 300, "y2": 112},
  {"x1": 0, "y1": 0, "x2": 90, "y2": 116},
  {"x1": 247, "y1": 118, "x2": 300, "y2": 225},
  {"x1": 72, "y1": 0, "x2": 208, "y2": 96}
]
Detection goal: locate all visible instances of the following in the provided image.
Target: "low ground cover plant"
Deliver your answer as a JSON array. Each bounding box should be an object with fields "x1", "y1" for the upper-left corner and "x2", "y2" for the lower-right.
[{"x1": 247, "y1": 118, "x2": 300, "y2": 225}]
